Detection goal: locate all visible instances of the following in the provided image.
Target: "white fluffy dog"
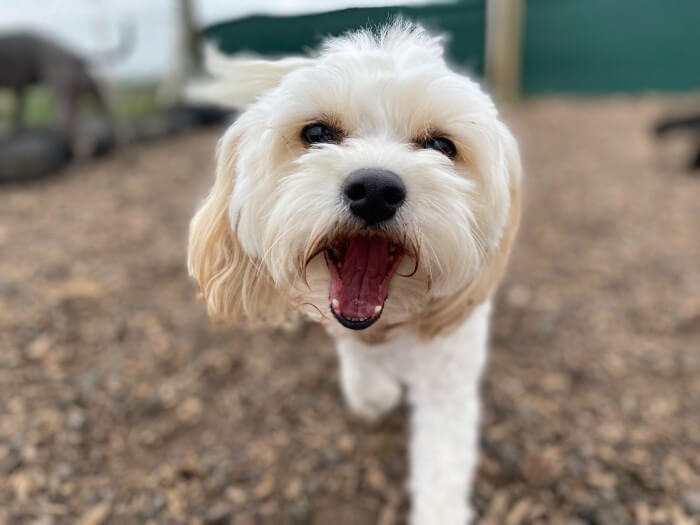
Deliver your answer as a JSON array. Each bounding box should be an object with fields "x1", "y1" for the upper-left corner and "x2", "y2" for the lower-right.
[{"x1": 188, "y1": 21, "x2": 521, "y2": 525}]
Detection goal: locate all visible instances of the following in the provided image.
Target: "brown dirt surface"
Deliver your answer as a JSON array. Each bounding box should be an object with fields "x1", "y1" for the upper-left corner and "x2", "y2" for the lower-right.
[{"x1": 1, "y1": 98, "x2": 699, "y2": 525}]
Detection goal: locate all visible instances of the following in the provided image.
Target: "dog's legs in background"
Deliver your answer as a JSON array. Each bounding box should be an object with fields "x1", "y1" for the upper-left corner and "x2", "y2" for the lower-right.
[
  {"x1": 89, "y1": 80, "x2": 121, "y2": 147},
  {"x1": 56, "y1": 90, "x2": 80, "y2": 154},
  {"x1": 407, "y1": 301, "x2": 491, "y2": 525},
  {"x1": 336, "y1": 341, "x2": 402, "y2": 421},
  {"x1": 12, "y1": 86, "x2": 25, "y2": 135}
]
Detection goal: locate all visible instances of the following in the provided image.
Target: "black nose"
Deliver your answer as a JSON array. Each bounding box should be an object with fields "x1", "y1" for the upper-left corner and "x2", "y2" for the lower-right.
[{"x1": 342, "y1": 168, "x2": 406, "y2": 225}]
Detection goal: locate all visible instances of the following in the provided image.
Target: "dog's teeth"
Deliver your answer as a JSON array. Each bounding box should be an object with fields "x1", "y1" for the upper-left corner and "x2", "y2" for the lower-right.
[
  {"x1": 332, "y1": 298, "x2": 340, "y2": 308},
  {"x1": 374, "y1": 305, "x2": 382, "y2": 314}
]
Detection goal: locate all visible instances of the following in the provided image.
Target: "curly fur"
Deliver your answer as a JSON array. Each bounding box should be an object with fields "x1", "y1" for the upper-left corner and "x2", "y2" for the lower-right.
[{"x1": 188, "y1": 21, "x2": 522, "y2": 524}]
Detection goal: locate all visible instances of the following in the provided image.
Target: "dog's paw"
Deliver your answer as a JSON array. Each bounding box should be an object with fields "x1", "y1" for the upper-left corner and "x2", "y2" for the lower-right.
[{"x1": 340, "y1": 363, "x2": 402, "y2": 421}]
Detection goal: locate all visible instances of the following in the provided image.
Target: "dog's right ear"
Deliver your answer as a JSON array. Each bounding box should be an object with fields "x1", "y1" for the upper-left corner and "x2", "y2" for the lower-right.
[
  {"x1": 185, "y1": 45, "x2": 314, "y2": 109},
  {"x1": 187, "y1": 128, "x2": 288, "y2": 324}
]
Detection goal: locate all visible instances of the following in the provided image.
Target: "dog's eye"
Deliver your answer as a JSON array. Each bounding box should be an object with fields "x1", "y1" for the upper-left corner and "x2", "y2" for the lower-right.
[
  {"x1": 420, "y1": 136, "x2": 457, "y2": 158},
  {"x1": 301, "y1": 123, "x2": 340, "y2": 145}
]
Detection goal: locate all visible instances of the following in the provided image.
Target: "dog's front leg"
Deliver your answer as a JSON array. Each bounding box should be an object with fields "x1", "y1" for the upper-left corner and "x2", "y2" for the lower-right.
[
  {"x1": 407, "y1": 302, "x2": 491, "y2": 525},
  {"x1": 336, "y1": 340, "x2": 402, "y2": 421},
  {"x1": 409, "y1": 384, "x2": 480, "y2": 525},
  {"x1": 12, "y1": 87, "x2": 25, "y2": 134}
]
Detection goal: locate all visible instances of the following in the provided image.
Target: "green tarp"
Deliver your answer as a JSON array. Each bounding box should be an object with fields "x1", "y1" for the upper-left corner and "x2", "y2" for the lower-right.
[
  {"x1": 523, "y1": 0, "x2": 700, "y2": 94},
  {"x1": 203, "y1": 0, "x2": 700, "y2": 95},
  {"x1": 204, "y1": 2, "x2": 487, "y2": 76}
]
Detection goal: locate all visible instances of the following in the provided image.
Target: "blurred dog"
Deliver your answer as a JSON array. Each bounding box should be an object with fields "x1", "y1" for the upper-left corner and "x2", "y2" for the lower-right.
[
  {"x1": 0, "y1": 29, "x2": 132, "y2": 152},
  {"x1": 188, "y1": 22, "x2": 522, "y2": 525}
]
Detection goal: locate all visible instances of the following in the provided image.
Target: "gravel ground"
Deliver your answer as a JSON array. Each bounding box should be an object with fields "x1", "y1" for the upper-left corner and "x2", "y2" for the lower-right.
[{"x1": 1, "y1": 98, "x2": 699, "y2": 525}]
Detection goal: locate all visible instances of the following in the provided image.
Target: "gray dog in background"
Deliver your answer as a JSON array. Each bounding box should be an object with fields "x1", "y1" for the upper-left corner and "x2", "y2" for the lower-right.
[{"x1": 0, "y1": 28, "x2": 133, "y2": 153}]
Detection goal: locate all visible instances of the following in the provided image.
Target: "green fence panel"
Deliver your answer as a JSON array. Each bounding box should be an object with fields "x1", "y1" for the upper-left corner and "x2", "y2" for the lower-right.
[
  {"x1": 523, "y1": 0, "x2": 700, "y2": 94},
  {"x1": 203, "y1": 0, "x2": 700, "y2": 95}
]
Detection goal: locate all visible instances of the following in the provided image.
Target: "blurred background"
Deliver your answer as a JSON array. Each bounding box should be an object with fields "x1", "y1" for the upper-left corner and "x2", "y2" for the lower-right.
[{"x1": 0, "y1": 1, "x2": 699, "y2": 524}]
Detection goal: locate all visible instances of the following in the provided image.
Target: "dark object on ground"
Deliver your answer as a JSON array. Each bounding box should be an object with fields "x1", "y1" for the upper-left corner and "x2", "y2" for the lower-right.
[
  {"x1": 0, "y1": 128, "x2": 72, "y2": 182},
  {"x1": 125, "y1": 105, "x2": 233, "y2": 144},
  {"x1": 0, "y1": 105, "x2": 228, "y2": 183},
  {"x1": 81, "y1": 119, "x2": 116, "y2": 158},
  {"x1": 653, "y1": 113, "x2": 700, "y2": 171},
  {"x1": 165, "y1": 105, "x2": 233, "y2": 133},
  {"x1": 0, "y1": 31, "x2": 133, "y2": 147}
]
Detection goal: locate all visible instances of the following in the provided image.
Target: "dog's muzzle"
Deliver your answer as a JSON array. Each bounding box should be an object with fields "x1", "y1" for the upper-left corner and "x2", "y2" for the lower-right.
[{"x1": 342, "y1": 168, "x2": 406, "y2": 226}]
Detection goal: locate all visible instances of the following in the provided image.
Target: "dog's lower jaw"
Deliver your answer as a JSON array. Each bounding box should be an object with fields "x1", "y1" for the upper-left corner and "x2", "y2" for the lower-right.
[{"x1": 334, "y1": 300, "x2": 492, "y2": 525}]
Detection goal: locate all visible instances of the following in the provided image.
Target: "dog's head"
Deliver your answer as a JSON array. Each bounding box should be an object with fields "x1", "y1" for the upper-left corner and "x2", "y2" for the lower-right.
[{"x1": 188, "y1": 22, "x2": 521, "y2": 338}]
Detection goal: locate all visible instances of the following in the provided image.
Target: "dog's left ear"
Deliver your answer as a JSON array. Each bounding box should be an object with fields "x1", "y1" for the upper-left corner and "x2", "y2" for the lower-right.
[
  {"x1": 186, "y1": 45, "x2": 314, "y2": 109},
  {"x1": 417, "y1": 124, "x2": 522, "y2": 338},
  {"x1": 187, "y1": 128, "x2": 290, "y2": 324}
]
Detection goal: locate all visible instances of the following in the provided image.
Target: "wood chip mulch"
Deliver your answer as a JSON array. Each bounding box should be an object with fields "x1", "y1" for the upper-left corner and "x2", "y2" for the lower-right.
[{"x1": 1, "y1": 98, "x2": 699, "y2": 525}]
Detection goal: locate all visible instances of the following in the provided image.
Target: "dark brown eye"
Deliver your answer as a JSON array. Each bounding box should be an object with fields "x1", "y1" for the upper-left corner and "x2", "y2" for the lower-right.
[
  {"x1": 301, "y1": 123, "x2": 340, "y2": 145},
  {"x1": 421, "y1": 136, "x2": 457, "y2": 158}
]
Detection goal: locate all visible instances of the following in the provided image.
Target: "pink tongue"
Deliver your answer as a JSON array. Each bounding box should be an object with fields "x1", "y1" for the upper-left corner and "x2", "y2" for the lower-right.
[{"x1": 330, "y1": 237, "x2": 394, "y2": 319}]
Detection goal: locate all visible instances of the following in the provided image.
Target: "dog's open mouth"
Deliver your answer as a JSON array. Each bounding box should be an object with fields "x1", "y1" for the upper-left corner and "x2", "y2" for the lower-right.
[{"x1": 324, "y1": 235, "x2": 404, "y2": 330}]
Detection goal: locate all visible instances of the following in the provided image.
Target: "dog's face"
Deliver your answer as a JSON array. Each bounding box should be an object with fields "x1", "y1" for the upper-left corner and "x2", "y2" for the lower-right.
[{"x1": 188, "y1": 24, "x2": 521, "y2": 337}]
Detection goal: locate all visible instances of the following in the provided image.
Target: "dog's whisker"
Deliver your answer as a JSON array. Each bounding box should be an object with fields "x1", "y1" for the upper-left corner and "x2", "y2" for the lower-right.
[{"x1": 299, "y1": 301, "x2": 329, "y2": 322}]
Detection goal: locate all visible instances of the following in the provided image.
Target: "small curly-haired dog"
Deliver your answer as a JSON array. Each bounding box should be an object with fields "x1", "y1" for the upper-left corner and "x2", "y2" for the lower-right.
[{"x1": 188, "y1": 22, "x2": 522, "y2": 525}]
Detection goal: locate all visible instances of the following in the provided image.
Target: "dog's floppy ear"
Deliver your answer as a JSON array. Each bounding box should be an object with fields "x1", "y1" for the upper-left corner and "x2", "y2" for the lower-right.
[
  {"x1": 416, "y1": 128, "x2": 523, "y2": 339},
  {"x1": 187, "y1": 128, "x2": 289, "y2": 324},
  {"x1": 186, "y1": 44, "x2": 314, "y2": 108}
]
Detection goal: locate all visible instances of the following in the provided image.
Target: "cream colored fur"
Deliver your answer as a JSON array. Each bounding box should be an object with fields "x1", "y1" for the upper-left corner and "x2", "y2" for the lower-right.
[{"x1": 187, "y1": 21, "x2": 522, "y2": 524}]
